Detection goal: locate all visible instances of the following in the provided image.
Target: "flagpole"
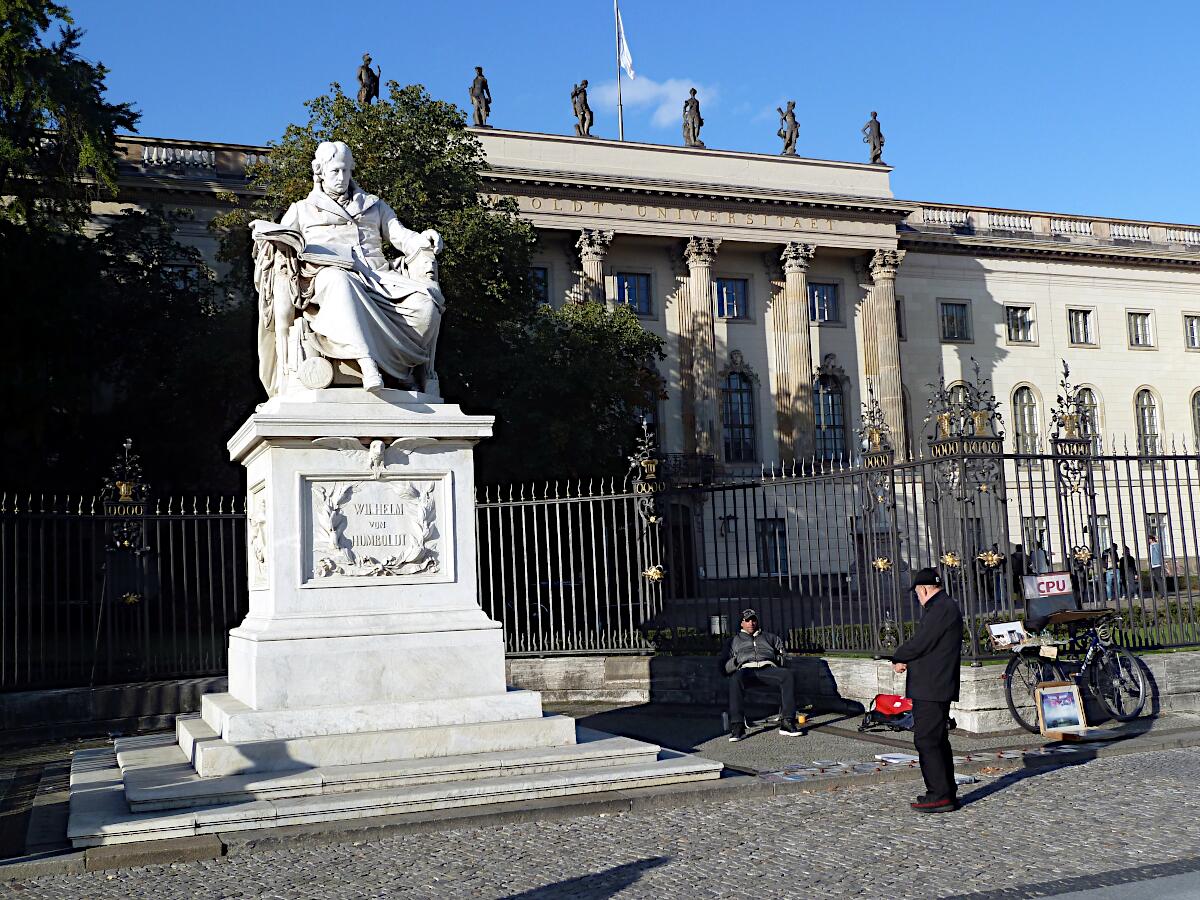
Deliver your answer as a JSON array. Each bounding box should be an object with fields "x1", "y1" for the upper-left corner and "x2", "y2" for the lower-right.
[{"x1": 614, "y1": 0, "x2": 624, "y2": 141}]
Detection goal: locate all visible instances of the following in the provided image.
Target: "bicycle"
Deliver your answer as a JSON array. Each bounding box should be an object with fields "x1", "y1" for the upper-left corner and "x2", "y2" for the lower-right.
[{"x1": 1002, "y1": 609, "x2": 1147, "y2": 734}]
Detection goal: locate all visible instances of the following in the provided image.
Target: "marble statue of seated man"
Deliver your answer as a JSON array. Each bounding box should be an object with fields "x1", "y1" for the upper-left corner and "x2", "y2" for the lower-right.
[{"x1": 252, "y1": 140, "x2": 444, "y2": 396}]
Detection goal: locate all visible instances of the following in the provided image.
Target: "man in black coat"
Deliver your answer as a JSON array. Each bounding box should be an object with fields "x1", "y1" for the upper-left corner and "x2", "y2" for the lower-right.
[{"x1": 889, "y1": 568, "x2": 963, "y2": 813}]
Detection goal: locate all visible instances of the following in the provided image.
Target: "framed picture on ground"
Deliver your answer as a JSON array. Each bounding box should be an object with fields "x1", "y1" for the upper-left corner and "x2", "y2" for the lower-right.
[
  {"x1": 988, "y1": 621, "x2": 1028, "y2": 650},
  {"x1": 1036, "y1": 681, "x2": 1087, "y2": 736}
]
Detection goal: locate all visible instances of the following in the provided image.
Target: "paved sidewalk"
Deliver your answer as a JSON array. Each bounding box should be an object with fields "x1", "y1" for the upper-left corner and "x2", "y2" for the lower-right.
[{"x1": 2, "y1": 745, "x2": 1198, "y2": 898}]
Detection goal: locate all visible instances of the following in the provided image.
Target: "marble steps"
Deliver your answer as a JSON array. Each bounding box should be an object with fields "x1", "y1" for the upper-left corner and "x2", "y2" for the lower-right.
[
  {"x1": 176, "y1": 711, "x2": 578, "y2": 777},
  {"x1": 68, "y1": 734, "x2": 723, "y2": 847},
  {"x1": 118, "y1": 729, "x2": 662, "y2": 811}
]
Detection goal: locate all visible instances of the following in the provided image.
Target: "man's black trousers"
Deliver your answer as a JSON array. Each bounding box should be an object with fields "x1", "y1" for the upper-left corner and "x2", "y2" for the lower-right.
[
  {"x1": 728, "y1": 666, "x2": 796, "y2": 725},
  {"x1": 912, "y1": 699, "x2": 955, "y2": 801}
]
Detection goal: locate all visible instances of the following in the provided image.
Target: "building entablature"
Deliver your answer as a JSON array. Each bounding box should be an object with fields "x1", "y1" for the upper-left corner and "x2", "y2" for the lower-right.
[{"x1": 902, "y1": 202, "x2": 1200, "y2": 269}]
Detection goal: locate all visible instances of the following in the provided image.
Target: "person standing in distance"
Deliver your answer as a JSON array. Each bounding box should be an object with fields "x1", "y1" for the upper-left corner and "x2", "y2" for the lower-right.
[{"x1": 889, "y1": 568, "x2": 963, "y2": 813}]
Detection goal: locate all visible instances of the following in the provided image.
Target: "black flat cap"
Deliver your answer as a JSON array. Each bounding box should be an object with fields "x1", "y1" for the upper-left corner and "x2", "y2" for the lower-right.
[{"x1": 911, "y1": 567, "x2": 943, "y2": 588}]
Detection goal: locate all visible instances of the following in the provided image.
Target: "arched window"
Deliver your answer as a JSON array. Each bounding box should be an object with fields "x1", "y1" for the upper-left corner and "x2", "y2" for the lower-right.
[
  {"x1": 814, "y1": 375, "x2": 846, "y2": 461},
  {"x1": 721, "y1": 372, "x2": 756, "y2": 462},
  {"x1": 1193, "y1": 391, "x2": 1200, "y2": 452},
  {"x1": 1012, "y1": 386, "x2": 1039, "y2": 454},
  {"x1": 1135, "y1": 389, "x2": 1160, "y2": 456},
  {"x1": 1078, "y1": 387, "x2": 1102, "y2": 455}
]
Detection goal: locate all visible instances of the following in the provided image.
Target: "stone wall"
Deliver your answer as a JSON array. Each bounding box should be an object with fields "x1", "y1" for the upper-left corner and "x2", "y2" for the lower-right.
[{"x1": 508, "y1": 650, "x2": 1200, "y2": 734}]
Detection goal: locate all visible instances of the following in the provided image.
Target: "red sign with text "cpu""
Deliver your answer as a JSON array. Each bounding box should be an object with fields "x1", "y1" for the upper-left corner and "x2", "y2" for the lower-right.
[{"x1": 1022, "y1": 572, "x2": 1072, "y2": 601}]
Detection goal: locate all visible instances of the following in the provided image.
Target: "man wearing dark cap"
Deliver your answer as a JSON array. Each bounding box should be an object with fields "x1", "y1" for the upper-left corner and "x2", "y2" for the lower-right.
[
  {"x1": 888, "y1": 568, "x2": 963, "y2": 812},
  {"x1": 719, "y1": 609, "x2": 802, "y2": 741}
]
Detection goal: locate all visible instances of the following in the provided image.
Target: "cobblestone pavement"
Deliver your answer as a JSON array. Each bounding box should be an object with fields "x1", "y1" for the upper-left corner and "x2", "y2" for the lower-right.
[{"x1": 4, "y1": 747, "x2": 1199, "y2": 900}]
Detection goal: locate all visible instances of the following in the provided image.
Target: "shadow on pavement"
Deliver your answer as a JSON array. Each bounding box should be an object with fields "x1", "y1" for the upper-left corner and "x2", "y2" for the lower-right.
[
  {"x1": 958, "y1": 752, "x2": 1097, "y2": 807},
  {"x1": 501, "y1": 856, "x2": 670, "y2": 899}
]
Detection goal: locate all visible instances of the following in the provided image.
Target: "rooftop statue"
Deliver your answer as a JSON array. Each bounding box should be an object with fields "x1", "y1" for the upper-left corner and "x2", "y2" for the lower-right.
[
  {"x1": 572, "y1": 80, "x2": 593, "y2": 137},
  {"x1": 682, "y1": 88, "x2": 705, "y2": 148},
  {"x1": 357, "y1": 53, "x2": 380, "y2": 105},
  {"x1": 777, "y1": 101, "x2": 798, "y2": 156},
  {"x1": 251, "y1": 141, "x2": 445, "y2": 397},
  {"x1": 469, "y1": 66, "x2": 492, "y2": 128},
  {"x1": 862, "y1": 111, "x2": 885, "y2": 165}
]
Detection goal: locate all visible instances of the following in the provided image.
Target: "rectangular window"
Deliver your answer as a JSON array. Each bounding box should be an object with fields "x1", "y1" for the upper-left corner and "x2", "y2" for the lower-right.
[
  {"x1": 1005, "y1": 305, "x2": 1034, "y2": 343},
  {"x1": 756, "y1": 518, "x2": 791, "y2": 577},
  {"x1": 1185, "y1": 315, "x2": 1200, "y2": 350},
  {"x1": 1068, "y1": 308, "x2": 1096, "y2": 346},
  {"x1": 1021, "y1": 517, "x2": 1049, "y2": 559},
  {"x1": 1092, "y1": 515, "x2": 1111, "y2": 554},
  {"x1": 1127, "y1": 311, "x2": 1154, "y2": 347},
  {"x1": 1146, "y1": 513, "x2": 1171, "y2": 549},
  {"x1": 616, "y1": 273, "x2": 652, "y2": 315},
  {"x1": 715, "y1": 278, "x2": 748, "y2": 319},
  {"x1": 808, "y1": 282, "x2": 840, "y2": 323},
  {"x1": 896, "y1": 297, "x2": 906, "y2": 341},
  {"x1": 530, "y1": 266, "x2": 549, "y2": 306},
  {"x1": 939, "y1": 301, "x2": 972, "y2": 342},
  {"x1": 163, "y1": 263, "x2": 206, "y2": 300}
]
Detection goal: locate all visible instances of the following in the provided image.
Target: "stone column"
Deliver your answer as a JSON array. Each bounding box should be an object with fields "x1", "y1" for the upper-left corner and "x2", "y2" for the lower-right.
[
  {"x1": 772, "y1": 242, "x2": 817, "y2": 462},
  {"x1": 681, "y1": 237, "x2": 721, "y2": 456},
  {"x1": 576, "y1": 229, "x2": 614, "y2": 306},
  {"x1": 865, "y1": 248, "x2": 907, "y2": 459}
]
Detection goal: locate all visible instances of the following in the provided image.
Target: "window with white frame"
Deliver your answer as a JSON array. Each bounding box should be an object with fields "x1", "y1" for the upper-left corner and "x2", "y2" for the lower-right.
[
  {"x1": 808, "y1": 282, "x2": 840, "y2": 323},
  {"x1": 1022, "y1": 516, "x2": 1048, "y2": 553},
  {"x1": 715, "y1": 278, "x2": 748, "y2": 319},
  {"x1": 756, "y1": 518, "x2": 790, "y2": 577},
  {"x1": 1092, "y1": 514, "x2": 1111, "y2": 555},
  {"x1": 615, "y1": 273, "x2": 651, "y2": 315},
  {"x1": 1005, "y1": 305, "x2": 1035, "y2": 343},
  {"x1": 1068, "y1": 308, "x2": 1096, "y2": 346},
  {"x1": 939, "y1": 300, "x2": 972, "y2": 341},
  {"x1": 530, "y1": 266, "x2": 549, "y2": 306},
  {"x1": 1185, "y1": 314, "x2": 1200, "y2": 350},
  {"x1": 1013, "y1": 386, "x2": 1039, "y2": 454},
  {"x1": 1193, "y1": 391, "x2": 1200, "y2": 451},
  {"x1": 1135, "y1": 389, "x2": 1161, "y2": 455},
  {"x1": 721, "y1": 372, "x2": 756, "y2": 462},
  {"x1": 1127, "y1": 311, "x2": 1155, "y2": 347},
  {"x1": 1077, "y1": 387, "x2": 1103, "y2": 455},
  {"x1": 1146, "y1": 512, "x2": 1171, "y2": 548},
  {"x1": 813, "y1": 374, "x2": 846, "y2": 460}
]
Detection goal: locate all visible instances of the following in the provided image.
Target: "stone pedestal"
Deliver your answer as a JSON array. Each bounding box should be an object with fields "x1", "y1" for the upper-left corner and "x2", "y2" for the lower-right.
[{"x1": 67, "y1": 388, "x2": 720, "y2": 847}]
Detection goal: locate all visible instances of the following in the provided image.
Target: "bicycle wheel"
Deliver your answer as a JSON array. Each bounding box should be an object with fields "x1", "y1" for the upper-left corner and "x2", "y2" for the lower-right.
[
  {"x1": 1091, "y1": 646, "x2": 1147, "y2": 721},
  {"x1": 1004, "y1": 653, "x2": 1062, "y2": 733}
]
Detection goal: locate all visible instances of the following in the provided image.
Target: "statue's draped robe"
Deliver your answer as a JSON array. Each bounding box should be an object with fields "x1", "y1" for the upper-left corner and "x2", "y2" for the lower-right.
[{"x1": 259, "y1": 186, "x2": 442, "y2": 392}]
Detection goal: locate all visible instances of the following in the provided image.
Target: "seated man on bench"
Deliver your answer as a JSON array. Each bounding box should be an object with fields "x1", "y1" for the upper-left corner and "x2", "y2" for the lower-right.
[{"x1": 720, "y1": 609, "x2": 802, "y2": 741}]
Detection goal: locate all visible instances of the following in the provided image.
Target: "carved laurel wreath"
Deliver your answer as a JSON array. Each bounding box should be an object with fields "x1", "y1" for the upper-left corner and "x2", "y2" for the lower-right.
[{"x1": 313, "y1": 481, "x2": 439, "y2": 577}]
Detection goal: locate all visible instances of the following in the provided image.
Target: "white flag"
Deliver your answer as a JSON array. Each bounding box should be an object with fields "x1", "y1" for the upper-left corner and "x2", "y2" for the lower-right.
[{"x1": 617, "y1": 7, "x2": 635, "y2": 79}]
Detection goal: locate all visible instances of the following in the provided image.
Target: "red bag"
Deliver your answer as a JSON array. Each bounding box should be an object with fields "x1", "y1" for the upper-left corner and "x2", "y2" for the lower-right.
[{"x1": 859, "y1": 693, "x2": 914, "y2": 732}]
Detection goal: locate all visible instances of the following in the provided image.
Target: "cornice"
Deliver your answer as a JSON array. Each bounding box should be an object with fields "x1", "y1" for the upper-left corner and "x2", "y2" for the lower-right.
[
  {"x1": 480, "y1": 165, "x2": 917, "y2": 221},
  {"x1": 898, "y1": 231, "x2": 1200, "y2": 270}
]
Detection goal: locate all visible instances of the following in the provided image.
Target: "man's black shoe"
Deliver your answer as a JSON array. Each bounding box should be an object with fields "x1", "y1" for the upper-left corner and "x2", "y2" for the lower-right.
[
  {"x1": 778, "y1": 718, "x2": 802, "y2": 736},
  {"x1": 729, "y1": 724, "x2": 746, "y2": 742},
  {"x1": 911, "y1": 797, "x2": 958, "y2": 813}
]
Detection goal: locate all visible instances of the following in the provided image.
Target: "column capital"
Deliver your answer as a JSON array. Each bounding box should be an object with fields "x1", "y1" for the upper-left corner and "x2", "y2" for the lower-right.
[
  {"x1": 576, "y1": 229, "x2": 614, "y2": 262},
  {"x1": 781, "y1": 242, "x2": 817, "y2": 274},
  {"x1": 684, "y1": 236, "x2": 721, "y2": 268},
  {"x1": 868, "y1": 248, "x2": 906, "y2": 281}
]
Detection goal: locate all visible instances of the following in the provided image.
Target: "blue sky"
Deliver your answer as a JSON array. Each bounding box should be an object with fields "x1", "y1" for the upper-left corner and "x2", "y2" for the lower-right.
[{"x1": 68, "y1": 0, "x2": 1200, "y2": 223}]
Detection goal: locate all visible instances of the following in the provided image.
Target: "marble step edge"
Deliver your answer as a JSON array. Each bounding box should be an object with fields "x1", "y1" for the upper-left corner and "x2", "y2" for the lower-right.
[
  {"x1": 199, "y1": 689, "x2": 545, "y2": 743},
  {"x1": 68, "y1": 747, "x2": 724, "y2": 847},
  {"x1": 181, "y1": 713, "x2": 579, "y2": 779},
  {"x1": 120, "y1": 733, "x2": 664, "y2": 812}
]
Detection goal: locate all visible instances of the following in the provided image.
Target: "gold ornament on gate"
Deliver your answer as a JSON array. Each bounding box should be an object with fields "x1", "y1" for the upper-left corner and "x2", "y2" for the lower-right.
[
  {"x1": 872, "y1": 557, "x2": 892, "y2": 573},
  {"x1": 976, "y1": 548, "x2": 1003, "y2": 569},
  {"x1": 940, "y1": 551, "x2": 961, "y2": 568},
  {"x1": 642, "y1": 564, "x2": 664, "y2": 582},
  {"x1": 1073, "y1": 546, "x2": 1093, "y2": 565}
]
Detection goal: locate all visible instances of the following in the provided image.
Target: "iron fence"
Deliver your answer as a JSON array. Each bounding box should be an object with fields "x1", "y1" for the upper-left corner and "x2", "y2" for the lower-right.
[{"x1": 0, "y1": 494, "x2": 247, "y2": 691}]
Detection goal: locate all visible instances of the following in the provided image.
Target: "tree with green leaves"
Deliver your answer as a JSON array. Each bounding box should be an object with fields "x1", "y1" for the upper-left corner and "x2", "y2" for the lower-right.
[
  {"x1": 0, "y1": 0, "x2": 138, "y2": 231},
  {"x1": 216, "y1": 81, "x2": 664, "y2": 483}
]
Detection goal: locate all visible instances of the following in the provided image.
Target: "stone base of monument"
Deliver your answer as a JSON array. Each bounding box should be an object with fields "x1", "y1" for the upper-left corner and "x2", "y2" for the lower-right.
[{"x1": 66, "y1": 389, "x2": 721, "y2": 847}]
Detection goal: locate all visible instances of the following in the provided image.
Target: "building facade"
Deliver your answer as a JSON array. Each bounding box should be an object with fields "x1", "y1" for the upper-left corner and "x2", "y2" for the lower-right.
[{"x1": 106, "y1": 130, "x2": 1200, "y2": 474}]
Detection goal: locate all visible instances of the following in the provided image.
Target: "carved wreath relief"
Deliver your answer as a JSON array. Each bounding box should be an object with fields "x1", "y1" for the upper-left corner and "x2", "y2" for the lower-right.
[{"x1": 311, "y1": 479, "x2": 440, "y2": 578}]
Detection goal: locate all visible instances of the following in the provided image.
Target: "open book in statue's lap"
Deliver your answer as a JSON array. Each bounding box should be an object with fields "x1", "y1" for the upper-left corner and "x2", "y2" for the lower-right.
[{"x1": 252, "y1": 140, "x2": 444, "y2": 397}]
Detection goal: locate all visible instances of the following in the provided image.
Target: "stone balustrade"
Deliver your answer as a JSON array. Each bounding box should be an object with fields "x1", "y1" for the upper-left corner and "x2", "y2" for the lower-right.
[
  {"x1": 1166, "y1": 227, "x2": 1200, "y2": 246},
  {"x1": 988, "y1": 211, "x2": 1033, "y2": 231},
  {"x1": 1052, "y1": 217, "x2": 1093, "y2": 236},
  {"x1": 922, "y1": 206, "x2": 969, "y2": 227},
  {"x1": 243, "y1": 151, "x2": 269, "y2": 168},
  {"x1": 141, "y1": 143, "x2": 216, "y2": 170},
  {"x1": 1111, "y1": 222, "x2": 1151, "y2": 241}
]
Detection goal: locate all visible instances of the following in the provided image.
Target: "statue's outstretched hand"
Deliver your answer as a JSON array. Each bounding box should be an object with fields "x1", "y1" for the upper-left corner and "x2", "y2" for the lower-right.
[{"x1": 420, "y1": 229, "x2": 444, "y2": 254}]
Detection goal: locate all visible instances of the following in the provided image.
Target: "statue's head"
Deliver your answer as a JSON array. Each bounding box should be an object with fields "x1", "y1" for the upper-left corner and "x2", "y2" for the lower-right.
[
  {"x1": 475, "y1": 66, "x2": 483, "y2": 75},
  {"x1": 312, "y1": 141, "x2": 354, "y2": 195},
  {"x1": 580, "y1": 79, "x2": 588, "y2": 88},
  {"x1": 871, "y1": 110, "x2": 878, "y2": 119},
  {"x1": 362, "y1": 52, "x2": 371, "y2": 63},
  {"x1": 689, "y1": 88, "x2": 697, "y2": 97}
]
